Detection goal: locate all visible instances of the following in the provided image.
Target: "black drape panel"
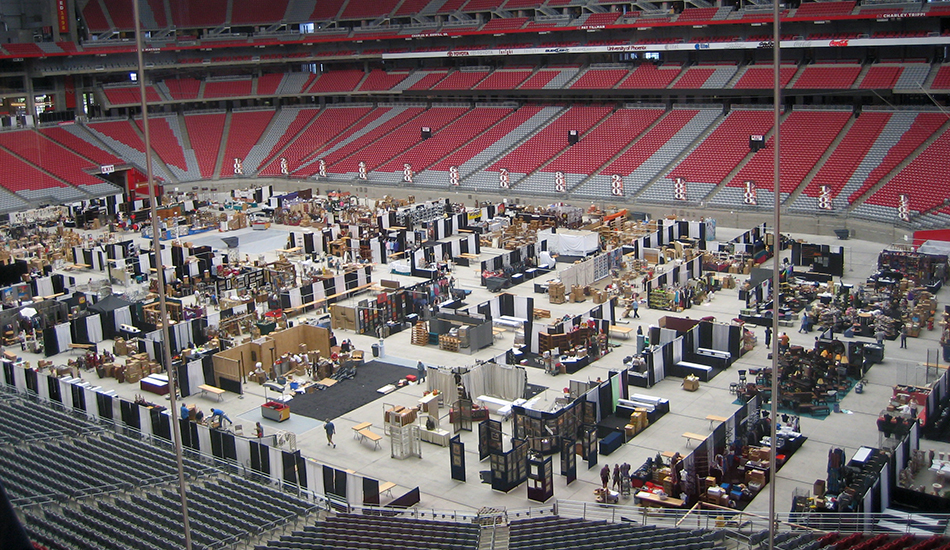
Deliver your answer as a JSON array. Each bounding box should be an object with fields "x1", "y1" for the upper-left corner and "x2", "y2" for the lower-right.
[
  {"x1": 362, "y1": 477, "x2": 380, "y2": 506},
  {"x1": 295, "y1": 452, "x2": 307, "y2": 488},
  {"x1": 24, "y1": 369, "x2": 37, "y2": 394},
  {"x1": 282, "y1": 451, "x2": 303, "y2": 486},
  {"x1": 151, "y1": 409, "x2": 171, "y2": 440},
  {"x1": 42, "y1": 327, "x2": 59, "y2": 357},
  {"x1": 335, "y1": 469, "x2": 347, "y2": 498},
  {"x1": 177, "y1": 363, "x2": 190, "y2": 398},
  {"x1": 71, "y1": 385, "x2": 86, "y2": 411},
  {"x1": 47, "y1": 376, "x2": 61, "y2": 402},
  {"x1": 323, "y1": 466, "x2": 337, "y2": 498},
  {"x1": 598, "y1": 383, "x2": 612, "y2": 417},
  {"x1": 96, "y1": 393, "x2": 113, "y2": 420},
  {"x1": 250, "y1": 441, "x2": 270, "y2": 474},
  {"x1": 180, "y1": 418, "x2": 199, "y2": 450},
  {"x1": 120, "y1": 401, "x2": 140, "y2": 429},
  {"x1": 220, "y1": 432, "x2": 236, "y2": 460},
  {"x1": 210, "y1": 429, "x2": 225, "y2": 459},
  {"x1": 2, "y1": 362, "x2": 12, "y2": 387},
  {"x1": 102, "y1": 311, "x2": 117, "y2": 340},
  {"x1": 202, "y1": 356, "x2": 215, "y2": 385}
]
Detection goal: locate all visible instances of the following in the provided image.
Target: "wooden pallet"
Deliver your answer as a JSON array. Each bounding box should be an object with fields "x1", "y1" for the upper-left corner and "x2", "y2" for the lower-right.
[
  {"x1": 438, "y1": 334, "x2": 459, "y2": 352},
  {"x1": 533, "y1": 308, "x2": 551, "y2": 319},
  {"x1": 411, "y1": 321, "x2": 429, "y2": 346}
]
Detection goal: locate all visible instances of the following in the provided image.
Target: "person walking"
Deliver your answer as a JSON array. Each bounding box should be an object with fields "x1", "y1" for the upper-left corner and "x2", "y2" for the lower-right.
[
  {"x1": 255, "y1": 422, "x2": 264, "y2": 439},
  {"x1": 612, "y1": 464, "x2": 622, "y2": 490},
  {"x1": 900, "y1": 326, "x2": 908, "y2": 349},
  {"x1": 600, "y1": 464, "x2": 610, "y2": 489},
  {"x1": 416, "y1": 361, "x2": 427, "y2": 383},
  {"x1": 325, "y1": 419, "x2": 336, "y2": 448},
  {"x1": 632, "y1": 299, "x2": 640, "y2": 319},
  {"x1": 764, "y1": 326, "x2": 772, "y2": 348}
]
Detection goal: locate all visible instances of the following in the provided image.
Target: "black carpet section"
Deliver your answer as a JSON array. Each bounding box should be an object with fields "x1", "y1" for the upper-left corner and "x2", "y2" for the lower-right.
[{"x1": 288, "y1": 360, "x2": 411, "y2": 421}]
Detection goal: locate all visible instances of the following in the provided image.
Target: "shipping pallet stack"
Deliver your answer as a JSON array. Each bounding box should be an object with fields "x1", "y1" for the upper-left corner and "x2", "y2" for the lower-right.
[
  {"x1": 439, "y1": 334, "x2": 460, "y2": 352},
  {"x1": 411, "y1": 321, "x2": 428, "y2": 346}
]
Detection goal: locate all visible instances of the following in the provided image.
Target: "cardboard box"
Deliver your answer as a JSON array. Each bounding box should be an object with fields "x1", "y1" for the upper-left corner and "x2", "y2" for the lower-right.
[
  {"x1": 683, "y1": 375, "x2": 700, "y2": 392},
  {"x1": 624, "y1": 424, "x2": 637, "y2": 439}
]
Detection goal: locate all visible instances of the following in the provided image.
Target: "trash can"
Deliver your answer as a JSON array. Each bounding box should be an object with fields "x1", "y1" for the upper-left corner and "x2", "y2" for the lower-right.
[{"x1": 371, "y1": 343, "x2": 380, "y2": 357}]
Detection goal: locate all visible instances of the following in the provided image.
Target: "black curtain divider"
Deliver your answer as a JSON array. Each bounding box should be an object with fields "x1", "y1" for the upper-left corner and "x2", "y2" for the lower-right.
[
  {"x1": 250, "y1": 441, "x2": 269, "y2": 474},
  {"x1": 598, "y1": 383, "x2": 613, "y2": 417},
  {"x1": 23, "y1": 369, "x2": 37, "y2": 394},
  {"x1": 101, "y1": 310, "x2": 117, "y2": 340},
  {"x1": 662, "y1": 341, "x2": 674, "y2": 369},
  {"x1": 46, "y1": 376, "x2": 61, "y2": 402},
  {"x1": 322, "y1": 466, "x2": 340, "y2": 499},
  {"x1": 729, "y1": 325, "x2": 742, "y2": 360},
  {"x1": 202, "y1": 356, "x2": 216, "y2": 386},
  {"x1": 334, "y1": 469, "x2": 347, "y2": 498},
  {"x1": 362, "y1": 477, "x2": 380, "y2": 506},
  {"x1": 522, "y1": 296, "x2": 535, "y2": 352},
  {"x1": 42, "y1": 327, "x2": 59, "y2": 357},
  {"x1": 1, "y1": 363, "x2": 11, "y2": 387},
  {"x1": 699, "y1": 322, "x2": 712, "y2": 349},
  {"x1": 210, "y1": 429, "x2": 228, "y2": 459},
  {"x1": 282, "y1": 450, "x2": 299, "y2": 485},
  {"x1": 684, "y1": 327, "x2": 696, "y2": 353},
  {"x1": 177, "y1": 363, "x2": 190, "y2": 398},
  {"x1": 96, "y1": 393, "x2": 113, "y2": 420},
  {"x1": 70, "y1": 385, "x2": 85, "y2": 411},
  {"x1": 51, "y1": 274, "x2": 65, "y2": 295},
  {"x1": 179, "y1": 418, "x2": 199, "y2": 450},
  {"x1": 151, "y1": 409, "x2": 171, "y2": 440},
  {"x1": 120, "y1": 401, "x2": 139, "y2": 429},
  {"x1": 294, "y1": 451, "x2": 307, "y2": 488},
  {"x1": 151, "y1": 340, "x2": 164, "y2": 367},
  {"x1": 645, "y1": 352, "x2": 656, "y2": 387},
  {"x1": 499, "y1": 293, "x2": 514, "y2": 317},
  {"x1": 192, "y1": 318, "x2": 208, "y2": 346},
  {"x1": 71, "y1": 317, "x2": 88, "y2": 344}
]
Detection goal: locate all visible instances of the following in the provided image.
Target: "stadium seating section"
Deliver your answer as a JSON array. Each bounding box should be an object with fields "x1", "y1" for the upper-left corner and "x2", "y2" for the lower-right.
[{"x1": 0, "y1": 392, "x2": 317, "y2": 550}]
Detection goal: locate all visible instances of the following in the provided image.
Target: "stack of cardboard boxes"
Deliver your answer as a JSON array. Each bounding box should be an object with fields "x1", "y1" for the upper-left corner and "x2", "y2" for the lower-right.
[
  {"x1": 570, "y1": 285, "x2": 585, "y2": 303},
  {"x1": 624, "y1": 408, "x2": 649, "y2": 440},
  {"x1": 113, "y1": 337, "x2": 129, "y2": 356},
  {"x1": 548, "y1": 282, "x2": 565, "y2": 304}
]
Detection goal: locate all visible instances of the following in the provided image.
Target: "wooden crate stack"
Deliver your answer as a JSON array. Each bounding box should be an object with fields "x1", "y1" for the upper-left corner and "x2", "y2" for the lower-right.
[{"x1": 411, "y1": 321, "x2": 429, "y2": 346}]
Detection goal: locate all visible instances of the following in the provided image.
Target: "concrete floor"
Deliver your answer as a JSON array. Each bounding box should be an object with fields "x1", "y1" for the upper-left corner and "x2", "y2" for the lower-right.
[{"x1": 26, "y1": 222, "x2": 950, "y2": 516}]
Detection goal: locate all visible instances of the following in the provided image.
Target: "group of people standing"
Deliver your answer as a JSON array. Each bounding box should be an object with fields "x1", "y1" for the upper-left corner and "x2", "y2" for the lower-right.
[{"x1": 599, "y1": 463, "x2": 632, "y2": 492}]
